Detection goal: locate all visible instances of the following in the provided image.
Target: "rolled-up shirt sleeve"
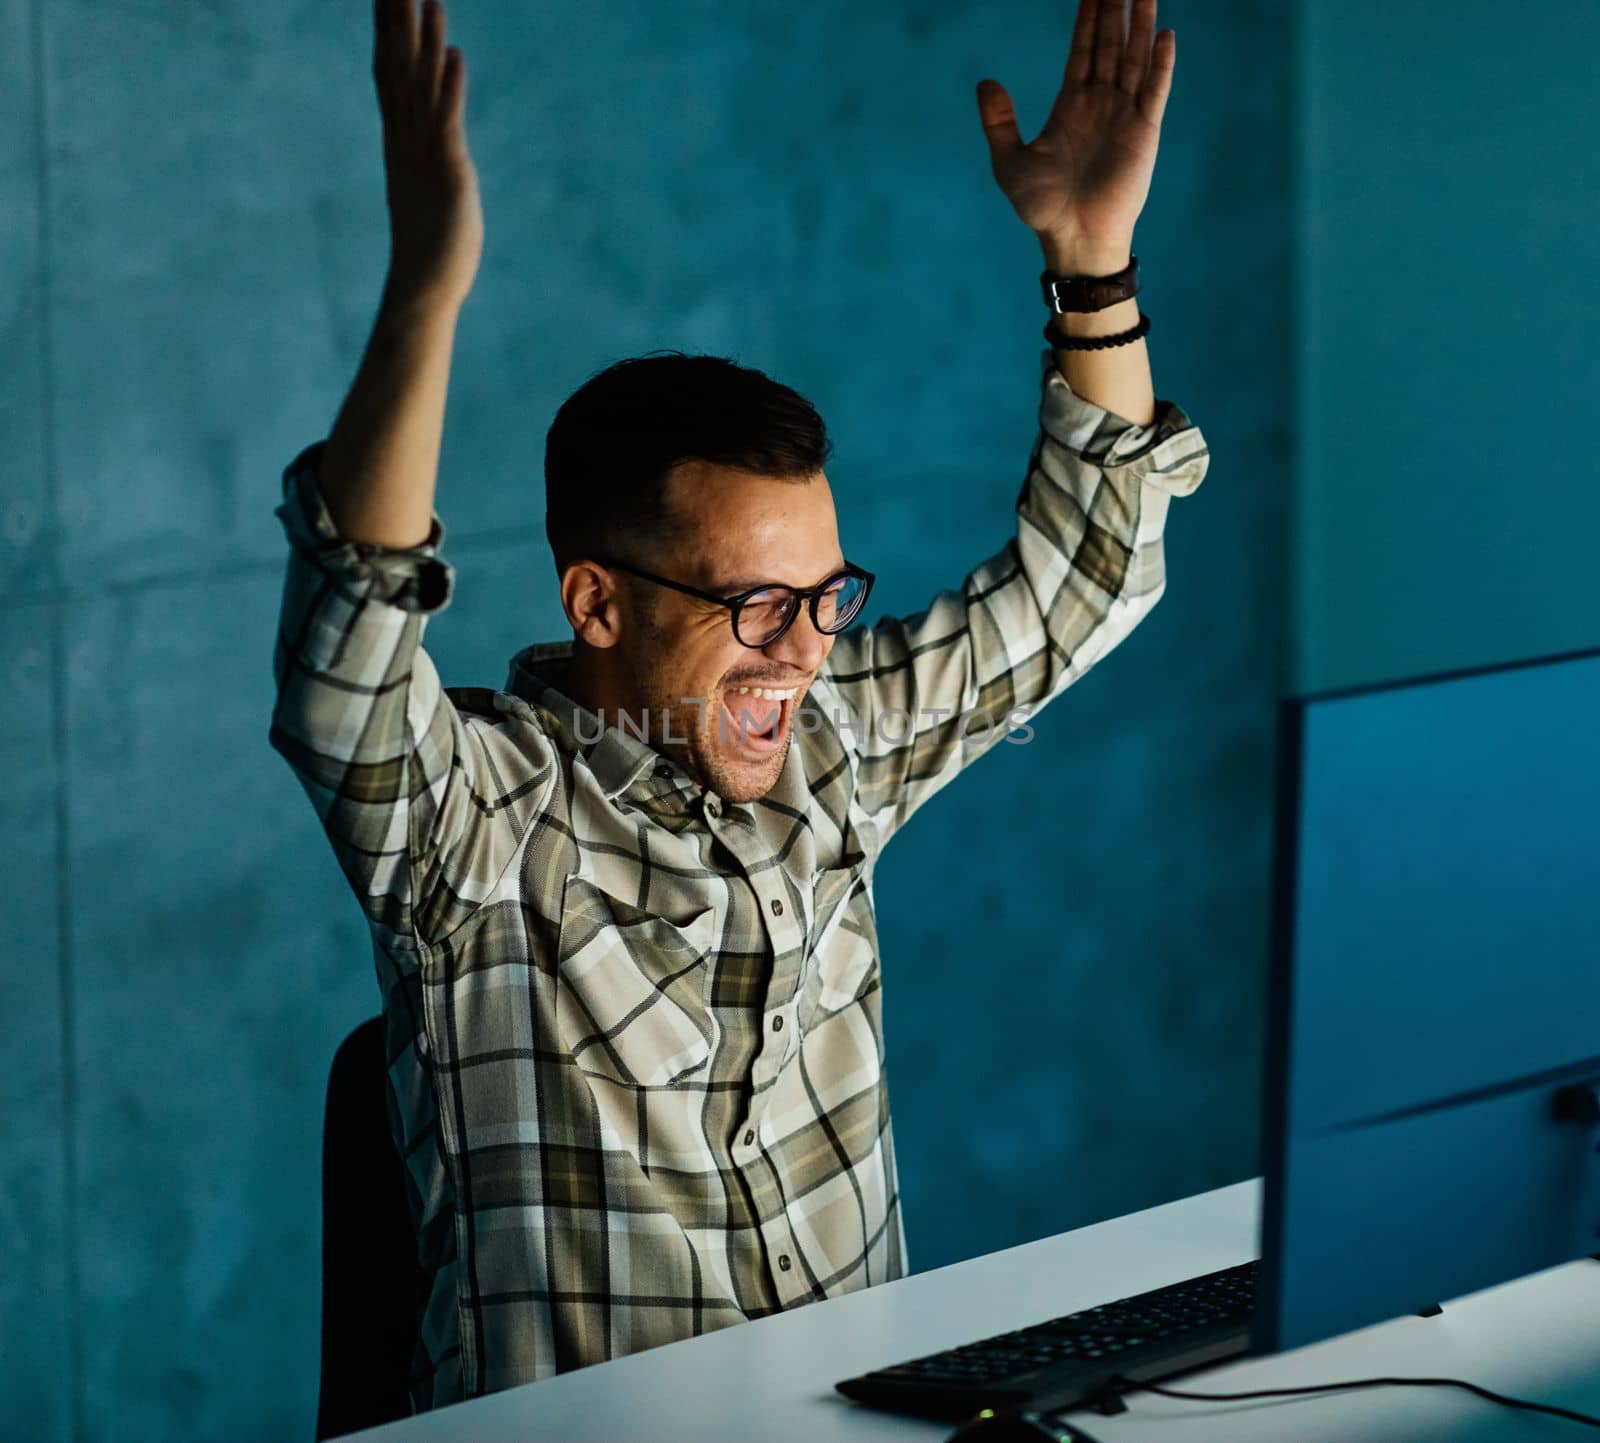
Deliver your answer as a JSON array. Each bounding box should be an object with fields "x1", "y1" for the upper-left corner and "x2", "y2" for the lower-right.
[
  {"x1": 268, "y1": 439, "x2": 554, "y2": 951},
  {"x1": 274, "y1": 438, "x2": 453, "y2": 637},
  {"x1": 812, "y1": 347, "x2": 1211, "y2": 847}
]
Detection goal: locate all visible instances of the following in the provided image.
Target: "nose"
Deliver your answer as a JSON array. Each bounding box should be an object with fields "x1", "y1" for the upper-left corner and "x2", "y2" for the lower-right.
[{"x1": 763, "y1": 604, "x2": 831, "y2": 675}]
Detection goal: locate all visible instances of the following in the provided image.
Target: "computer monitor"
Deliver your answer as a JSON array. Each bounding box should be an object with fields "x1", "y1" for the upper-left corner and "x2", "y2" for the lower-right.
[{"x1": 1254, "y1": 643, "x2": 1600, "y2": 1356}]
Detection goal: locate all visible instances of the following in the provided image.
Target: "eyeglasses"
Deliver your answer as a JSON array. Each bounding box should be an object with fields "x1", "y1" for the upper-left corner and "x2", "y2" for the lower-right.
[{"x1": 601, "y1": 557, "x2": 876, "y2": 648}]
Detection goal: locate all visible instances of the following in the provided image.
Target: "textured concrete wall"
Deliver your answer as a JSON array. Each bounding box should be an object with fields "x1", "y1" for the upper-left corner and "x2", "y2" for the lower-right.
[{"x1": 1, "y1": 2, "x2": 1288, "y2": 1437}]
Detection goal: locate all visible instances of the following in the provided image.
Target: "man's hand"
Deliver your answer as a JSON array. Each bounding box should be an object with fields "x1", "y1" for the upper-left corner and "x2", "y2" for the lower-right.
[
  {"x1": 976, "y1": 0, "x2": 1175, "y2": 256},
  {"x1": 373, "y1": 0, "x2": 482, "y2": 313}
]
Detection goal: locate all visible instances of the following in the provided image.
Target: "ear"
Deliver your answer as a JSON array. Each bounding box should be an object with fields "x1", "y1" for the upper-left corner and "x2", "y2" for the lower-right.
[{"x1": 560, "y1": 559, "x2": 624, "y2": 649}]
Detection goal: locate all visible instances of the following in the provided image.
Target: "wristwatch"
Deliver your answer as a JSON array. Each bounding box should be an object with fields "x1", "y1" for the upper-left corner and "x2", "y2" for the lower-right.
[{"x1": 1040, "y1": 254, "x2": 1139, "y2": 314}]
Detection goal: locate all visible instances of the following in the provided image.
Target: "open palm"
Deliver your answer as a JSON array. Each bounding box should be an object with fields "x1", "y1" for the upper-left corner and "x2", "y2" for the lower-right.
[{"x1": 978, "y1": 0, "x2": 1175, "y2": 246}]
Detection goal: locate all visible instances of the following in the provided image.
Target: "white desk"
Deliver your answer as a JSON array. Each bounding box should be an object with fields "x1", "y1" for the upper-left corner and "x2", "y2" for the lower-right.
[{"x1": 339, "y1": 1179, "x2": 1600, "y2": 1442}]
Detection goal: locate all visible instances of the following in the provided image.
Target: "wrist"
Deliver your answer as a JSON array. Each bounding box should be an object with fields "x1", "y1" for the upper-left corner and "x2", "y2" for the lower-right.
[
  {"x1": 379, "y1": 271, "x2": 466, "y2": 332},
  {"x1": 1037, "y1": 232, "x2": 1132, "y2": 277}
]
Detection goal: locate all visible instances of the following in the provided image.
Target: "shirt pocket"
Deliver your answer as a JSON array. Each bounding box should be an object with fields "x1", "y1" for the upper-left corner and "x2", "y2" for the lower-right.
[
  {"x1": 803, "y1": 864, "x2": 881, "y2": 1020},
  {"x1": 554, "y1": 873, "x2": 719, "y2": 1088}
]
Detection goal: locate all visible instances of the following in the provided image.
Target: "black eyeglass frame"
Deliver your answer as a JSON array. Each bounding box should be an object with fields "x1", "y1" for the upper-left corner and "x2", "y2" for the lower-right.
[{"x1": 600, "y1": 557, "x2": 876, "y2": 649}]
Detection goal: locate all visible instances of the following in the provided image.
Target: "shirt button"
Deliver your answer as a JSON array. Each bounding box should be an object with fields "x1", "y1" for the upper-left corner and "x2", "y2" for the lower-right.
[
  {"x1": 705, "y1": 795, "x2": 721, "y2": 817},
  {"x1": 770, "y1": 898, "x2": 784, "y2": 916},
  {"x1": 654, "y1": 762, "x2": 672, "y2": 779},
  {"x1": 778, "y1": 1254, "x2": 792, "y2": 1272},
  {"x1": 772, "y1": 1015, "x2": 784, "y2": 1033},
  {"x1": 743, "y1": 1129, "x2": 755, "y2": 1146}
]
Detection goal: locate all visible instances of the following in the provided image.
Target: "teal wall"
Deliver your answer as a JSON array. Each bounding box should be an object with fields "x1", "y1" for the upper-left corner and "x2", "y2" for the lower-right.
[
  {"x1": 1294, "y1": 2, "x2": 1600, "y2": 693},
  {"x1": 3, "y1": 2, "x2": 1292, "y2": 1438}
]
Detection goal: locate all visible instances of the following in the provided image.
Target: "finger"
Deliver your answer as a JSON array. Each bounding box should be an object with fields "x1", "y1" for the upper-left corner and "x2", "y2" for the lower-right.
[
  {"x1": 372, "y1": 0, "x2": 387, "y2": 90},
  {"x1": 1138, "y1": 28, "x2": 1176, "y2": 129},
  {"x1": 1062, "y1": 0, "x2": 1099, "y2": 88},
  {"x1": 976, "y1": 79, "x2": 1024, "y2": 160},
  {"x1": 1092, "y1": 0, "x2": 1125, "y2": 86},
  {"x1": 439, "y1": 45, "x2": 467, "y2": 141},
  {"x1": 374, "y1": 0, "x2": 418, "y2": 93},
  {"x1": 1118, "y1": 0, "x2": 1156, "y2": 96},
  {"x1": 417, "y1": 0, "x2": 446, "y2": 111}
]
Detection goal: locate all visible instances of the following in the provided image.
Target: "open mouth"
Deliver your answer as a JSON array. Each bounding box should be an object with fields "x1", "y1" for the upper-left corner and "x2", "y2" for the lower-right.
[{"x1": 721, "y1": 682, "x2": 798, "y2": 755}]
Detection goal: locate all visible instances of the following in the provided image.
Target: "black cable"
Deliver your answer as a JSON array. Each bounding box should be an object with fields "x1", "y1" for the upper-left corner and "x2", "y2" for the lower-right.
[{"x1": 1101, "y1": 1372, "x2": 1600, "y2": 1429}]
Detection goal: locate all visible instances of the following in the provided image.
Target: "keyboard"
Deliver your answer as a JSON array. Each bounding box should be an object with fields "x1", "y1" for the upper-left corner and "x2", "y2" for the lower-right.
[{"x1": 834, "y1": 1258, "x2": 1260, "y2": 1422}]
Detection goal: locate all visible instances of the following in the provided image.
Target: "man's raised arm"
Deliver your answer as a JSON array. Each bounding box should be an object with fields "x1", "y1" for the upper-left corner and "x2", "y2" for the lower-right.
[
  {"x1": 320, "y1": 0, "x2": 483, "y2": 545},
  {"x1": 978, "y1": 0, "x2": 1176, "y2": 428},
  {"x1": 809, "y1": 0, "x2": 1202, "y2": 843},
  {"x1": 269, "y1": 0, "x2": 551, "y2": 950}
]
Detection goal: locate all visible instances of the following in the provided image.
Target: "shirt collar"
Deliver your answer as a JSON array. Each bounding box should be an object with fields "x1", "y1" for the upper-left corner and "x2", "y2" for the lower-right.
[{"x1": 504, "y1": 639, "x2": 690, "y2": 802}]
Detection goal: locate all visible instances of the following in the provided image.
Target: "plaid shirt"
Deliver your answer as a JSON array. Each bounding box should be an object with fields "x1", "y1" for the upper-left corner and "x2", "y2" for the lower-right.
[{"x1": 269, "y1": 347, "x2": 1209, "y2": 1412}]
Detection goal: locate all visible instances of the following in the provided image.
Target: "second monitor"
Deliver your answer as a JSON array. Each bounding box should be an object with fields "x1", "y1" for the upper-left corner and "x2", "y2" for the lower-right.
[{"x1": 1255, "y1": 642, "x2": 1600, "y2": 1355}]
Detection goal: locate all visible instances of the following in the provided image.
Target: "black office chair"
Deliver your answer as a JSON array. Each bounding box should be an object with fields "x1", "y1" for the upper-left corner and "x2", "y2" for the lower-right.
[{"x1": 316, "y1": 1015, "x2": 417, "y2": 1440}]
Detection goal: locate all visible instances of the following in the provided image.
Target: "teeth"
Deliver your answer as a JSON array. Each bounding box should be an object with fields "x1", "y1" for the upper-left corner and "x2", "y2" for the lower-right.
[{"x1": 732, "y1": 685, "x2": 796, "y2": 701}]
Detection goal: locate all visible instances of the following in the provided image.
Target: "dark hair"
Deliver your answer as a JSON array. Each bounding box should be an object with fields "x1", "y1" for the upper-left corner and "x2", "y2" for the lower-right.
[{"x1": 544, "y1": 350, "x2": 833, "y2": 574}]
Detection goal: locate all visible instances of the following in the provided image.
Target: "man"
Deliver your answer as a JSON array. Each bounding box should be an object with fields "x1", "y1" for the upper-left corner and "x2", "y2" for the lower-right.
[{"x1": 270, "y1": 0, "x2": 1206, "y2": 1414}]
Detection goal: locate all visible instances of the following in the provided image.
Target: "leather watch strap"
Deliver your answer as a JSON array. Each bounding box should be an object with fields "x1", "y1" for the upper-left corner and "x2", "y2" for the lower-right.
[{"x1": 1040, "y1": 254, "x2": 1140, "y2": 314}]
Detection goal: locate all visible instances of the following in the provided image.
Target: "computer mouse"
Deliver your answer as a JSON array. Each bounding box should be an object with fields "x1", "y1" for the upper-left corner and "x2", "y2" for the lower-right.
[{"x1": 943, "y1": 1410, "x2": 1103, "y2": 1443}]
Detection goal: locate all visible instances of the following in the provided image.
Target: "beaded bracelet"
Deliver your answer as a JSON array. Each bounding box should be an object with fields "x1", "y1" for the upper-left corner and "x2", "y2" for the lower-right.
[{"x1": 1044, "y1": 310, "x2": 1152, "y2": 351}]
